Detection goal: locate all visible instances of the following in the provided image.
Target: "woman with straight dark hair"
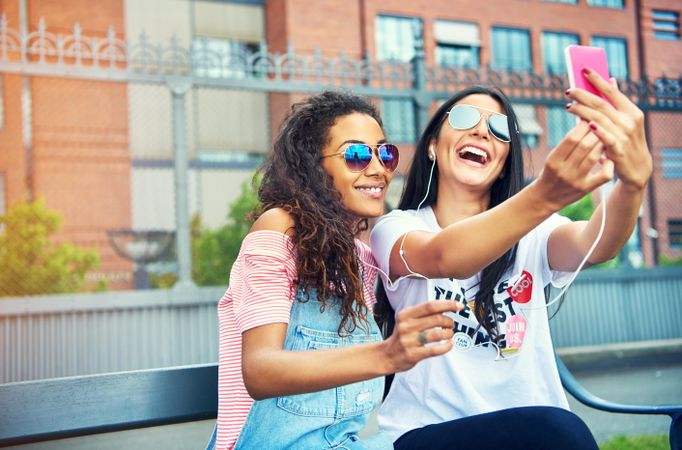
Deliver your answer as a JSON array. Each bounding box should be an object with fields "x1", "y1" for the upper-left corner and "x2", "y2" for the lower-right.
[
  {"x1": 209, "y1": 90, "x2": 463, "y2": 450},
  {"x1": 371, "y1": 77, "x2": 651, "y2": 449}
]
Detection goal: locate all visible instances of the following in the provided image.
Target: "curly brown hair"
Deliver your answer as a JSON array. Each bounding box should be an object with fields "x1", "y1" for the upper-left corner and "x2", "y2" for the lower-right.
[{"x1": 255, "y1": 91, "x2": 383, "y2": 335}]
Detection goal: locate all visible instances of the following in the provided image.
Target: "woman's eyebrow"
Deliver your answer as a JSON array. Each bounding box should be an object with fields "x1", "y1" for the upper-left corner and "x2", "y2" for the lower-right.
[{"x1": 337, "y1": 138, "x2": 388, "y2": 146}]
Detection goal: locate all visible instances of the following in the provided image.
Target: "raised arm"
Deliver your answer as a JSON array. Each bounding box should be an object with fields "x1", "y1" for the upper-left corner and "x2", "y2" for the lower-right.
[
  {"x1": 387, "y1": 121, "x2": 614, "y2": 280},
  {"x1": 240, "y1": 208, "x2": 462, "y2": 400},
  {"x1": 547, "y1": 71, "x2": 652, "y2": 271}
]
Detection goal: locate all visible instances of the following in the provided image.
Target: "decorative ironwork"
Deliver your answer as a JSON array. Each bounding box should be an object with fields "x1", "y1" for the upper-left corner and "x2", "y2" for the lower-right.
[{"x1": 2, "y1": 15, "x2": 679, "y2": 108}]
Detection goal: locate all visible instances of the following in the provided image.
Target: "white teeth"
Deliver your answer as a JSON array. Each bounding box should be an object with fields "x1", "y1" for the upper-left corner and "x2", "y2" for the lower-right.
[
  {"x1": 356, "y1": 187, "x2": 383, "y2": 193},
  {"x1": 459, "y1": 146, "x2": 488, "y2": 162}
]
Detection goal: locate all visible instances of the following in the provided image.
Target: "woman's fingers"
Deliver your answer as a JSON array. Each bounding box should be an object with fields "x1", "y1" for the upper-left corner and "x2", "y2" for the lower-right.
[
  {"x1": 571, "y1": 67, "x2": 633, "y2": 114},
  {"x1": 389, "y1": 300, "x2": 463, "y2": 370},
  {"x1": 397, "y1": 299, "x2": 463, "y2": 320},
  {"x1": 547, "y1": 120, "x2": 591, "y2": 163}
]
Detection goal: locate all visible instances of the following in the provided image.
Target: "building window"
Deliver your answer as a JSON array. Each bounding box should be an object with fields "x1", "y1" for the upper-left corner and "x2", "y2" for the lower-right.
[
  {"x1": 376, "y1": 15, "x2": 423, "y2": 62},
  {"x1": 542, "y1": 32, "x2": 579, "y2": 75},
  {"x1": 491, "y1": 27, "x2": 532, "y2": 72},
  {"x1": 591, "y1": 36, "x2": 628, "y2": 79},
  {"x1": 435, "y1": 21, "x2": 480, "y2": 68},
  {"x1": 547, "y1": 106, "x2": 574, "y2": 148},
  {"x1": 514, "y1": 104, "x2": 542, "y2": 149},
  {"x1": 588, "y1": 0, "x2": 624, "y2": 8},
  {"x1": 669, "y1": 219, "x2": 682, "y2": 250},
  {"x1": 653, "y1": 10, "x2": 680, "y2": 41},
  {"x1": 382, "y1": 98, "x2": 416, "y2": 143},
  {"x1": 663, "y1": 149, "x2": 682, "y2": 179},
  {"x1": 192, "y1": 37, "x2": 259, "y2": 78}
]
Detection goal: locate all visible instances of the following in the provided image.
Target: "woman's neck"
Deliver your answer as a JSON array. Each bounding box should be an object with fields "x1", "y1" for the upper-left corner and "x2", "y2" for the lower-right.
[{"x1": 431, "y1": 183, "x2": 490, "y2": 228}]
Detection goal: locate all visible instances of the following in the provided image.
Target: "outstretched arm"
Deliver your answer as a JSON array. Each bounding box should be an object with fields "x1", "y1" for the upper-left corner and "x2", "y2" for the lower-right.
[
  {"x1": 242, "y1": 301, "x2": 461, "y2": 400},
  {"x1": 387, "y1": 121, "x2": 614, "y2": 280},
  {"x1": 547, "y1": 71, "x2": 652, "y2": 271},
  {"x1": 240, "y1": 208, "x2": 462, "y2": 400}
]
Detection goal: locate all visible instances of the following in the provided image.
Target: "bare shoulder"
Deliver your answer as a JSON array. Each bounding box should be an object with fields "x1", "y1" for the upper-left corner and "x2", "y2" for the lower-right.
[{"x1": 249, "y1": 207, "x2": 296, "y2": 236}]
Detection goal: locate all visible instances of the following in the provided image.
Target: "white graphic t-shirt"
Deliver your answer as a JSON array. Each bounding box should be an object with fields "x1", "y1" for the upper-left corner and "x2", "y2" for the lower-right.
[{"x1": 370, "y1": 206, "x2": 573, "y2": 442}]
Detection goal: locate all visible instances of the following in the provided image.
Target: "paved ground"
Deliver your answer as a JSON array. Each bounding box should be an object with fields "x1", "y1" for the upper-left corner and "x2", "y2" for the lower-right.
[
  {"x1": 565, "y1": 352, "x2": 681, "y2": 443},
  {"x1": 8, "y1": 352, "x2": 681, "y2": 449}
]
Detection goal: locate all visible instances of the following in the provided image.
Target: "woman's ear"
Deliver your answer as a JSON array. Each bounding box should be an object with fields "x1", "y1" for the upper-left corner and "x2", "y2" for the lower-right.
[{"x1": 428, "y1": 139, "x2": 437, "y2": 161}]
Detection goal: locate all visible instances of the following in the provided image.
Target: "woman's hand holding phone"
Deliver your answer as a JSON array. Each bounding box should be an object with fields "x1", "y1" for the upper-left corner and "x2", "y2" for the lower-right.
[{"x1": 565, "y1": 66, "x2": 652, "y2": 192}]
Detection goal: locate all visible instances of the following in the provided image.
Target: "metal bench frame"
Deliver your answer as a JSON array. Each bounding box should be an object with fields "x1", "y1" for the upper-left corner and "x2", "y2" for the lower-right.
[{"x1": 1, "y1": 360, "x2": 680, "y2": 449}]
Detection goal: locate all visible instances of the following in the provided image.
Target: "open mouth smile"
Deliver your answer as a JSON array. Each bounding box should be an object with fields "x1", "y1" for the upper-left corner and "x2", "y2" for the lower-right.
[{"x1": 457, "y1": 146, "x2": 490, "y2": 166}]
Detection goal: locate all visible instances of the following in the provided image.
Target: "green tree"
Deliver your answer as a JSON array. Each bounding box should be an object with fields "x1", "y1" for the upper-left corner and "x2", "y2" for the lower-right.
[
  {"x1": 192, "y1": 176, "x2": 260, "y2": 286},
  {"x1": 0, "y1": 198, "x2": 100, "y2": 296},
  {"x1": 150, "y1": 175, "x2": 261, "y2": 288},
  {"x1": 558, "y1": 194, "x2": 619, "y2": 269},
  {"x1": 559, "y1": 194, "x2": 594, "y2": 222},
  {"x1": 659, "y1": 252, "x2": 682, "y2": 266}
]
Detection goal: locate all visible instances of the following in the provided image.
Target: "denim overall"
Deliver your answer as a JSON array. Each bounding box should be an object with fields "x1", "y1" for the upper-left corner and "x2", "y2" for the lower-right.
[{"x1": 207, "y1": 288, "x2": 392, "y2": 450}]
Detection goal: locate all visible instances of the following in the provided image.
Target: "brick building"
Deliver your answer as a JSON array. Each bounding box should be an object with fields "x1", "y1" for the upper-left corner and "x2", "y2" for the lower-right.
[{"x1": 0, "y1": 0, "x2": 680, "y2": 290}]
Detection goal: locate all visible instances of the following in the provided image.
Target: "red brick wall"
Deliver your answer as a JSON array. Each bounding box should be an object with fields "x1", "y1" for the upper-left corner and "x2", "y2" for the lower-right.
[
  {"x1": 641, "y1": 0, "x2": 682, "y2": 77},
  {"x1": 648, "y1": 112, "x2": 682, "y2": 260},
  {"x1": 22, "y1": 0, "x2": 132, "y2": 289}
]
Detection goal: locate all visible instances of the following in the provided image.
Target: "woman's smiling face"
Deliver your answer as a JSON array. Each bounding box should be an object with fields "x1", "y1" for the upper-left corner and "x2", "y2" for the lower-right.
[
  {"x1": 321, "y1": 112, "x2": 393, "y2": 218},
  {"x1": 433, "y1": 94, "x2": 511, "y2": 193}
]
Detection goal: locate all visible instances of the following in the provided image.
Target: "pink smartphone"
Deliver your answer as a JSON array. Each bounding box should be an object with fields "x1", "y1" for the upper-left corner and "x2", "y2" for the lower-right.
[{"x1": 564, "y1": 45, "x2": 611, "y2": 103}]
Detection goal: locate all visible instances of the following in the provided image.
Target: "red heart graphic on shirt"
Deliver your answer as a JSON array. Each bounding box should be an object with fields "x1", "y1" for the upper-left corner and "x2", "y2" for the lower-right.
[{"x1": 507, "y1": 270, "x2": 533, "y2": 304}]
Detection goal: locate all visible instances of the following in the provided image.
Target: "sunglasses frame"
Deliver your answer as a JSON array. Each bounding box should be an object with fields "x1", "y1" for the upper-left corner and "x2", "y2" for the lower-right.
[
  {"x1": 322, "y1": 142, "x2": 400, "y2": 173},
  {"x1": 446, "y1": 104, "x2": 514, "y2": 143}
]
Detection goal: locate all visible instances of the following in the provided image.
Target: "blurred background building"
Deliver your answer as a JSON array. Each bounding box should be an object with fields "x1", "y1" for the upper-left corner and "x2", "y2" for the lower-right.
[
  {"x1": 0, "y1": 0, "x2": 680, "y2": 396},
  {"x1": 1, "y1": 0, "x2": 681, "y2": 295}
]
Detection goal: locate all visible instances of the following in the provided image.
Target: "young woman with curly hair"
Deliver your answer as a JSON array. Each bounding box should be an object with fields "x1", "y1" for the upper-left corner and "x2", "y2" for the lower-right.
[{"x1": 208, "y1": 91, "x2": 462, "y2": 450}]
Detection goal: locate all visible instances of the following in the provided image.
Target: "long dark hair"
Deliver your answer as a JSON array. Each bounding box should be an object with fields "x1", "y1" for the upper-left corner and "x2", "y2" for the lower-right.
[
  {"x1": 256, "y1": 90, "x2": 383, "y2": 335},
  {"x1": 376, "y1": 86, "x2": 525, "y2": 344}
]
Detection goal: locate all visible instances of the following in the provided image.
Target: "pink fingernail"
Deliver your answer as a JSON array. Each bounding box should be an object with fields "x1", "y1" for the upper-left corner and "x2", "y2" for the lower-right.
[
  {"x1": 589, "y1": 122, "x2": 598, "y2": 131},
  {"x1": 565, "y1": 89, "x2": 571, "y2": 96},
  {"x1": 582, "y1": 67, "x2": 592, "y2": 76},
  {"x1": 565, "y1": 103, "x2": 572, "y2": 110}
]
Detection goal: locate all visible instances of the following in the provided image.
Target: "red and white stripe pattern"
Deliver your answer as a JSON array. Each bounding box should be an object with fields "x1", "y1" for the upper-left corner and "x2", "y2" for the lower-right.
[{"x1": 215, "y1": 230, "x2": 377, "y2": 449}]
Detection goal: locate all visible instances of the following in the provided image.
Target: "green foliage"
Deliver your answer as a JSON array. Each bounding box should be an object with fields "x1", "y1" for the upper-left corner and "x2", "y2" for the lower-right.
[
  {"x1": 659, "y1": 253, "x2": 682, "y2": 266},
  {"x1": 192, "y1": 176, "x2": 260, "y2": 286},
  {"x1": 559, "y1": 194, "x2": 595, "y2": 222},
  {"x1": 150, "y1": 175, "x2": 260, "y2": 288},
  {"x1": 558, "y1": 194, "x2": 619, "y2": 269},
  {"x1": 599, "y1": 434, "x2": 669, "y2": 450},
  {"x1": 0, "y1": 198, "x2": 100, "y2": 296}
]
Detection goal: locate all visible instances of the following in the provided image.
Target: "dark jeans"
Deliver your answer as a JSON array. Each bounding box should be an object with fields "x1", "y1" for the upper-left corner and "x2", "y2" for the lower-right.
[{"x1": 393, "y1": 406, "x2": 598, "y2": 450}]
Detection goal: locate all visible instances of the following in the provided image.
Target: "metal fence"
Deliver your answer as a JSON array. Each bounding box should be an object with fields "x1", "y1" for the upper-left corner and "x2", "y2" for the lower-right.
[
  {"x1": 1, "y1": 267, "x2": 681, "y2": 384},
  {"x1": 1, "y1": 19, "x2": 681, "y2": 382}
]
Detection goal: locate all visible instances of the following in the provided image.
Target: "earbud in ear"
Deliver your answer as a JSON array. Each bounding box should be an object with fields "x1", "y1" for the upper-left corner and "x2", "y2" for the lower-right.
[{"x1": 429, "y1": 147, "x2": 436, "y2": 160}]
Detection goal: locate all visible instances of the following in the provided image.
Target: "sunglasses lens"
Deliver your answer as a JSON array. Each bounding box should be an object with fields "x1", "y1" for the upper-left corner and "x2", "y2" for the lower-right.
[
  {"x1": 378, "y1": 144, "x2": 399, "y2": 172},
  {"x1": 488, "y1": 114, "x2": 511, "y2": 142},
  {"x1": 343, "y1": 144, "x2": 373, "y2": 172},
  {"x1": 448, "y1": 104, "x2": 481, "y2": 130}
]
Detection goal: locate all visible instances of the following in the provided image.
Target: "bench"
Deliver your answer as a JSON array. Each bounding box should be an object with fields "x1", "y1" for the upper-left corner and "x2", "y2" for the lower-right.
[
  {"x1": 1, "y1": 359, "x2": 680, "y2": 449},
  {"x1": 0, "y1": 364, "x2": 218, "y2": 447}
]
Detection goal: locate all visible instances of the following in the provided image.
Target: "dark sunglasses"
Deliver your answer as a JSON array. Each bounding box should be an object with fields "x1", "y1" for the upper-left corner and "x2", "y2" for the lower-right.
[
  {"x1": 322, "y1": 143, "x2": 400, "y2": 173},
  {"x1": 447, "y1": 104, "x2": 512, "y2": 143}
]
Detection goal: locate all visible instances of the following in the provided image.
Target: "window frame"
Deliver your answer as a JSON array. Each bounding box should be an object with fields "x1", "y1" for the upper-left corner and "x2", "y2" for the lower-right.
[
  {"x1": 587, "y1": 0, "x2": 625, "y2": 9},
  {"x1": 542, "y1": 30, "x2": 580, "y2": 75},
  {"x1": 668, "y1": 219, "x2": 682, "y2": 250},
  {"x1": 375, "y1": 14, "x2": 423, "y2": 63},
  {"x1": 591, "y1": 35, "x2": 629, "y2": 80},
  {"x1": 662, "y1": 149, "x2": 682, "y2": 180},
  {"x1": 652, "y1": 9, "x2": 681, "y2": 41},
  {"x1": 491, "y1": 26, "x2": 532, "y2": 73}
]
